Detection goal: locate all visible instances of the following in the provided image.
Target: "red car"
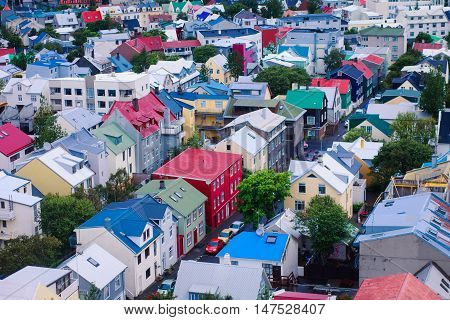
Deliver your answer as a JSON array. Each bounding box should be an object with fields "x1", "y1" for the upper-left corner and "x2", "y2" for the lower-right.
[{"x1": 205, "y1": 238, "x2": 225, "y2": 255}]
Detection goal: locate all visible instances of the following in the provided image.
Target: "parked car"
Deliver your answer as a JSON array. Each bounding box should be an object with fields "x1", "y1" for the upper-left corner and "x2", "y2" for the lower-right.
[
  {"x1": 344, "y1": 119, "x2": 349, "y2": 128},
  {"x1": 205, "y1": 238, "x2": 225, "y2": 255},
  {"x1": 218, "y1": 228, "x2": 234, "y2": 244},
  {"x1": 157, "y1": 279, "x2": 176, "y2": 295},
  {"x1": 229, "y1": 221, "x2": 244, "y2": 235}
]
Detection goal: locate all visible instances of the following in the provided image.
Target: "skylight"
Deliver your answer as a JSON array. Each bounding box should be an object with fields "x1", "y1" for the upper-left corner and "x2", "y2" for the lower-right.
[
  {"x1": 174, "y1": 192, "x2": 183, "y2": 198},
  {"x1": 87, "y1": 257, "x2": 99, "y2": 267},
  {"x1": 180, "y1": 187, "x2": 186, "y2": 192},
  {"x1": 169, "y1": 195, "x2": 178, "y2": 202},
  {"x1": 266, "y1": 235, "x2": 277, "y2": 244},
  {"x1": 384, "y1": 201, "x2": 395, "y2": 207}
]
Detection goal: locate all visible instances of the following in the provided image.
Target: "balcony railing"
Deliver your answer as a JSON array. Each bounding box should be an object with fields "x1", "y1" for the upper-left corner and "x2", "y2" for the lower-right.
[
  {"x1": 0, "y1": 210, "x2": 15, "y2": 221},
  {"x1": 161, "y1": 125, "x2": 182, "y2": 135},
  {"x1": 59, "y1": 279, "x2": 79, "y2": 300}
]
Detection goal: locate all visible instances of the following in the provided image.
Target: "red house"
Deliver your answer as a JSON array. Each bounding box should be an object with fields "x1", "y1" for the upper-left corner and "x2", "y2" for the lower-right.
[
  {"x1": 81, "y1": 11, "x2": 103, "y2": 26},
  {"x1": 152, "y1": 148, "x2": 242, "y2": 229}
]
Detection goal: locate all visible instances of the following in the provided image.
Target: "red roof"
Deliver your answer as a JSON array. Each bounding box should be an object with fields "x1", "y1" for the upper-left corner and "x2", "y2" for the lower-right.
[
  {"x1": 153, "y1": 148, "x2": 242, "y2": 181},
  {"x1": 0, "y1": 48, "x2": 14, "y2": 58},
  {"x1": 125, "y1": 36, "x2": 164, "y2": 53},
  {"x1": 363, "y1": 54, "x2": 384, "y2": 65},
  {"x1": 273, "y1": 291, "x2": 330, "y2": 300},
  {"x1": 412, "y1": 42, "x2": 443, "y2": 52},
  {"x1": 311, "y1": 78, "x2": 350, "y2": 95},
  {"x1": 343, "y1": 60, "x2": 373, "y2": 79},
  {"x1": 276, "y1": 27, "x2": 293, "y2": 40},
  {"x1": 0, "y1": 123, "x2": 33, "y2": 157},
  {"x1": 162, "y1": 40, "x2": 201, "y2": 49},
  {"x1": 81, "y1": 11, "x2": 103, "y2": 24},
  {"x1": 103, "y1": 92, "x2": 174, "y2": 138},
  {"x1": 355, "y1": 273, "x2": 441, "y2": 300}
]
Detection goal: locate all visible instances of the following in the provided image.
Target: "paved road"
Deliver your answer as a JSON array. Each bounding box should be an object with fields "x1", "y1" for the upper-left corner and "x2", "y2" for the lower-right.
[{"x1": 137, "y1": 211, "x2": 245, "y2": 299}]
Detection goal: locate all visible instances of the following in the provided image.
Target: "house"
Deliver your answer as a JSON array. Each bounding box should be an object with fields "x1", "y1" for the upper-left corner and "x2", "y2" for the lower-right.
[
  {"x1": 311, "y1": 78, "x2": 353, "y2": 115},
  {"x1": 437, "y1": 109, "x2": 450, "y2": 155},
  {"x1": 360, "y1": 26, "x2": 406, "y2": 62},
  {"x1": 330, "y1": 64, "x2": 364, "y2": 106},
  {"x1": 51, "y1": 129, "x2": 109, "y2": 186},
  {"x1": 80, "y1": 11, "x2": 102, "y2": 27},
  {"x1": 415, "y1": 262, "x2": 450, "y2": 300},
  {"x1": 26, "y1": 58, "x2": 87, "y2": 79},
  {"x1": 75, "y1": 198, "x2": 164, "y2": 299},
  {"x1": 280, "y1": 13, "x2": 342, "y2": 31},
  {"x1": 217, "y1": 231, "x2": 299, "y2": 282},
  {"x1": 101, "y1": 92, "x2": 182, "y2": 173},
  {"x1": 0, "y1": 266, "x2": 78, "y2": 300},
  {"x1": 15, "y1": 146, "x2": 95, "y2": 196},
  {"x1": 187, "y1": 80, "x2": 229, "y2": 95},
  {"x1": 413, "y1": 42, "x2": 443, "y2": 53},
  {"x1": 0, "y1": 123, "x2": 34, "y2": 173},
  {"x1": 343, "y1": 60, "x2": 374, "y2": 100},
  {"x1": 162, "y1": 40, "x2": 201, "y2": 59},
  {"x1": 392, "y1": 72, "x2": 423, "y2": 91},
  {"x1": 205, "y1": 54, "x2": 232, "y2": 84},
  {"x1": 286, "y1": 88, "x2": 328, "y2": 141},
  {"x1": 62, "y1": 244, "x2": 127, "y2": 300},
  {"x1": 136, "y1": 178, "x2": 207, "y2": 257},
  {"x1": 233, "y1": 9, "x2": 266, "y2": 28},
  {"x1": 219, "y1": 108, "x2": 288, "y2": 172},
  {"x1": 0, "y1": 170, "x2": 42, "y2": 248},
  {"x1": 174, "y1": 260, "x2": 271, "y2": 300},
  {"x1": 355, "y1": 193, "x2": 450, "y2": 283},
  {"x1": 285, "y1": 159, "x2": 354, "y2": 217},
  {"x1": 348, "y1": 113, "x2": 392, "y2": 141},
  {"x1": 355, "y1": 46, "x2": 392, "y2": 66},
  {"x1": 263, "y1": 49, "x2": 311, "y2": 73},
  {"x1": 53, "y1": 12, "x2": 79, "y2": 29},
  {"x1": 229, "y1": 76, "x2": 271, "y2": 100},
  {"x1": 354, "y1": 273, "x2": 441, "y2": 300},
  {"x1": 148, "y1": 59, "x2": 200, "y2": 91},
  {"x1": 92, "y1": 123, "x2": 136, "y2": 177},
  {"x1": 397, "y1": 6, "x2": 448, "y2": 40},
  {"x1": 110, "y1": 36, "x2": 164, "y2": 64},
  {"x1": 56, "y1": 107, "x2": 102, "y2": 134},
  {"x1": 152, "y1": 148, "x2": 242, "y2": 229},
  {"x1": 366, "y1": 102, "x2": 426, "y2": 124},
  {"x1": 379, "y1": 89, "x2": 421, "y2": 104}
]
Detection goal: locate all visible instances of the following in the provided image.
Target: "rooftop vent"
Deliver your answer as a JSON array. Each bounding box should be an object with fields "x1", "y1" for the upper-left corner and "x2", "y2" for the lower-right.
[
  {"x1": 87, "y1": 257, "x2": 99, "y2": 267},
  {"x1": 169, "y1": 195, "x2": 178, "y2": 202},
  {"x1": 384, "y1": 200, "x2": 394, "y2": 207}
]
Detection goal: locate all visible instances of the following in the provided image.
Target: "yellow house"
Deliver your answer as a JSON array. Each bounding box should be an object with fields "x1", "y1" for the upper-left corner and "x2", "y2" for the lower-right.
[
  {"x1": 16, "y1": 146, "x2": 95, "y2": 196},
  {"x1": 205, "y1": 54, "x2": 232, "y2": 84},
  {"x1": 285, "y1": 160, "x2": 354, "y2": 218},
  {"x1": 385, "y1": 96, "x2": 412, "y2": 104},
  {"x1": 172, "y1": 92, "x2": 229, "y2": 143}
]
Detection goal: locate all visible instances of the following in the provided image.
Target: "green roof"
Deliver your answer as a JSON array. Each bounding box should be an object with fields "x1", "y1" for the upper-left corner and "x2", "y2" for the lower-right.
[
  {"x1": 172, "y1": 2, "x2": 187, "y2": 12},
  {"x1": 136, "y1": 178, "x2": 207, "y2": 217},
  {"x1": 276, "y1": 100, "x2": 306, "y2": 120},
  {"x1": 285, "y1": 89, "x2": 325, "y2": 110},
  {"x1": 431, "y1": 35, "x2": 443, "y2": 43},
  {"x1": 191, "y1": 1, "x2": 203, "y2": 5},
  {"x1": 381, "y1": 89, "x2": 421, "y2": 98},
  {"x1": 349, "y1": 113, "x2": 393, "y2": 136},
  {"x1": 360, "y1": 26, "x2": 404, "y2": 37},
  {"x1": 92, "y1": 123, "x2": 136, "y2": 155}
]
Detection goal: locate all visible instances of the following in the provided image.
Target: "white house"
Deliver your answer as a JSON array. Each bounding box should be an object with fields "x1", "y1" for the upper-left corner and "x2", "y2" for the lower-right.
[
  {"x1": 2, "y1": 76, "x2": 49, "y2": 111},
  {"x1": 56, "y1": 107, "x2": 102, "y2": 134},
  {"x1": 0, "y1": 123, "x2": 34, "y2": 173}
]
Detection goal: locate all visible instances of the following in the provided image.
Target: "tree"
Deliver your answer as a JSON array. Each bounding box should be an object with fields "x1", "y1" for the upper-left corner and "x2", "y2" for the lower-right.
[
  {"x1": 391, "y1": 112, "x2": 436, "y2": 144},
  {"x1": 177, "y1": 12, "x2": 188, "y2": 20},
  {"x1": 72, "y1": 28, "x2": 98, "y2": 47},
  {"x1": 147, "y1": 292, "x2": 175, "y2": 300},
  {"x1": 40, "y1": 194, "x2": 96, "y2": 249},
  {"x1": 103, "y1": 168, "x2": 137, "y2": 204},
  {"x1": 0, "y1": 27, "x2": 23, "y2": 48},
  {"x1": 344, "y1": 28, "x2": 358, "y2": 35},
  {"x1": 66, "y1": 47, "x2": 84, "y2": 62},
  {"x1": 261, "y1": 0, "x2": 283, "y2": 19},
  {"x1": 74, "y1": 185, "x2": 105, "y2": 212},
  {"x1": 241, "y1": 0, "x2": 258, "y2": 13},
  {"x1": 199, "y1": 64, "x2": 209, "y2": 82},
  {"x1": 225, "y1": 51, "x2": 244, "y2": 81},
  {"x1": 83, "y1": 284, "x2": 102, "y2": 300},
  {"x1": 33, "y1": 41, "x2": 64, "y2": 54},
  {"x1": 381, "y1": 49, "x2": 423, "y2": 89},
  {"x1": 342, "y1": 127, "x2": 372, "y2": 142},
  {"x1": 43, "y1": 25, "x2": 59, "y2": 38},
  {"x1": 324, "y1": 48, "x2": 344, "y2": 72},
  {"x1": 131, "y1": 51, "x2": 163, "y2": 73},
  {"x1": 254, "y1": 66, "x2": 311, "y2": 97},
  {"x1": 237, "y1": 170, "x2": 291, "y2": 227},
  {"x1": 224, "y1": 3, "x2": 248, "y2": 18},
  {"x1": 414, "y1": 32, "x2": 433, "y2": 43},
  {"x1": 297, "y1": 196, "x2": 349, "y2": 264},
  {"x1": 28, "y1": 28, "x2": 38, "y2": 37},
  {"x1": 307, "y1": 0, "x2": 323, "y2": 14},
  {"x1": 11, "y1": 51, "x2": 34, "y2": 70},
  {"x1": 33, "y1": 103, "x2": 66, "y2": 148},
  {"x1": 86, "y1": 15, "x2": 122, "y2": 33},
  {"x1": 193, "y1": 45, "x2": 217, "y2": 63},
  {"x1": 371, "y1": 139, "x2": 433, "y2": 187},
  {"x1": 142, "y1": 29, "x2": 168, "y2": 42},
  {"x1": 0, "y1": 235, "x2": 62, "y2": 276},
  {"x1": 419, "y1": 69, "x2": 445, "y2": 118}
]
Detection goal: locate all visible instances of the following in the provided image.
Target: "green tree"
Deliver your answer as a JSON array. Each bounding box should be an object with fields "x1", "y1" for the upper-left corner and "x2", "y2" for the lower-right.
[
  {"x1": 86, "y1": 15, "x2": 122, "y2": 33},
  {"x1": 224, "y1": 3, "x2": 248, "y2": 18},
  {"x1": 297, "y1": 196, "x2": 350, "y2": 264},
  {"x1": 40, "y1": 194, "x2": 96, "y2": 249},
  {"x1": 147, "y1": 291, "x2": 176, "y2": 300},
  {"x1": 344, "y1": 28, "x2": 358, "y2": 35},
  {"x1": 11, "y1": 51, "x2": 34, "y2": 70},
  {"x1": 66, "y1": 47, "x2": 84, "y2": 62},
  {"x1": 307, "y1": 0, "x2": 323, "y2": 14},
  {"x1": 177, "y1": 12, "x2": 188, "y2": 20},
  {"x1": 446, "y1": 83, "x2": 450, "y2": 108},
  {"x1": 414, "y1": 32, "x2": 433, "y2": 43},
  {"x1": 237, "y1": 170, "x2": 291, "y2": 227},
  {"x1": 261, "y1": 0, "x2": 283, "y2": 18},
  {"x1": 72, "y1": 28, "x2": 98, "y2": 47},
  {"x1": 43, "y1": 25, "x2": 59, "y2": 38},
  {"x1": 419, "y1": 69, "x2": 445, "y2": 118},
  {"x1": 391, "y1": 112, "x2": 436, "y2": 144},
  {"x1": 381, "y1": 49, "x2": 423, "y2": 89},
  {"x1": 0, "y1": 235, "x2": 62, "y2": 276},
  {"x1": 193, "y1": 45, "x2": 217, "y2": 63},
  {"x1": 371, "y1": 139, "x2": 433, "y2": 187},
  {"x1": 33, "y1": 102, "x2": 66, "y2": 148},
  {"x1": 324, "y1": 48, "x2": 345, "y2": 72},
  {"x1": 225, "y1": 51, "x2": 244, "y2": 81},
  {"x1": 28, "y1": 28, "x2": 38, "y2": 37},
  {"x1": 142, "y1": 29, "x2": 168, "y2": 42},
  {"x1": 199, "y1": 64, "x2": 209, "y2": 82},
  {"x1": 74, "y1": 185, "x2": 105, "y2": 212},
  {"x1": 1, "y1": 27, "x2": 23, "y2": 48},
  {"x1": 34, "y1": 41, "x2": 64, "y2": 54},
  {"x1": 103, "y1": 168, "x2": 137, "y2": 203},
  {"x1": 254, "y1": 66, "x2": 311, "y2": 97},
  {"x1": 241, "y1": 0, "x2": 258, "y2": 13},
  {"x1": 343, "y1": 127, "x2": 372, "y2": 142},
  {"x1": 131, "y1": 51, "x2": 163, "y2": 73},
  {"x1": 83, "y1": 284, "x2": 102, "y2": 300}
]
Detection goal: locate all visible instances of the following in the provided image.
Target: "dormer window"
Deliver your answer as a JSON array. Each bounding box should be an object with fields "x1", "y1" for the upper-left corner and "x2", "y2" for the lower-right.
[{"x1": 72, "y1": 166, "x2": 76, "y2": 174}]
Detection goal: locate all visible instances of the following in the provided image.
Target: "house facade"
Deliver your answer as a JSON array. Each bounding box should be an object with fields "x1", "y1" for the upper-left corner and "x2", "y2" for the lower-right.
[
  {"x1": 0, "y1": 123, "x2": 34, "y2": 173},
  {"x1": 360, "y1": 26, "x2": 406, "y2": 62}
]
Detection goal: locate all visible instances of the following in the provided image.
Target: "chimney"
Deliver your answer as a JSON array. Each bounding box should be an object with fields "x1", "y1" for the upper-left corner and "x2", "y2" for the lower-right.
[
  {"x1": 431, "y1": 154, "x2": 438, "y2": 168},
  {"x1": 256, "y1": 223, "x2": 265, "y2": 237},
  {"x1": 223, "y1": 253, "x2": 231, "y2": 265},
  {"x1": 104, "y1": 217, "x2": 112, "y2": 231},
  {"x1": 360, "y1": 138, "x2": 365, "y2": 149},
  {"x1": 154, "y1": 86, "x2": 160, "y2": 94},
  {"x1": 306, "y1": 84, "x2": 309, "y2": 90},
  {"x1": 132, "y1": 98, "x2": 139, "y2": 111},
  {"x1": 177, "y1": 86, "x2": 182, "y2": 94},
  {"x1": 159, "y1": 180, "x2": 165, "y2": 190},
  {"x1": 292, "y1": 83, "x2": 298, "y2": 90}
]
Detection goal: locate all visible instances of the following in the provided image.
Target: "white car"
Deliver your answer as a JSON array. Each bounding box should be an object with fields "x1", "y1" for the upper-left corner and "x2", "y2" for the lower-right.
[
  {"x1": 229, "y1": 221, "x2": 244, "y2": 235},
  {"x1": 157, "y1": 279, "x2": 176, "y2": 295}
]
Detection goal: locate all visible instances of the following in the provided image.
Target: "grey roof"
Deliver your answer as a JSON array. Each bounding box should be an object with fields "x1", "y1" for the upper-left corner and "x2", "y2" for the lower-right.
[
  {"x1": 234, "y1": 9, "x2": 265, "y2": 21},
  {"x1": 174, "y1": 261, "x2": 270, "y2": 300},
  {"x1": 57, "y1": 107, "x2": 102, "y2": 131},
  {"x1": 52, "y1": 128, "x2": 106, "y2": 156},
  {"x1": 325, "y1": 145, "x2": 362, "y2": 176},
  {"x1": 415, "y1": 262, "x2": 450, "y2": 300}
]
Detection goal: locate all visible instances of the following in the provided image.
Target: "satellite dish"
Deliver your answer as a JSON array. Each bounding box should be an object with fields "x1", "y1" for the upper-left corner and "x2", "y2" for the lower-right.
[{"x1": 43, "y1": 142, "x2": 52, "y2": 151}]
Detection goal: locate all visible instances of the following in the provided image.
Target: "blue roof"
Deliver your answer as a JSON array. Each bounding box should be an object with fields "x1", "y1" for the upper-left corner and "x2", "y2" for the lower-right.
[
  {"x1": 78, "y1": 195, "x2": 167, "y2": 254},
  {"x1": 170, "y1": 92, "x2": 229, "y2": 101},
  {"x1": 197, "y1": 11, "x2": 210, "y2": 21},
  {"x1": 188, "y1": 80, "x2": 230, "y2": 95},
  {"x1": 332, "y1": 64, "x2": 364, "y2": 80},
  {"x1": 157, "y1": 90, "x2": 183, "y2": 115},
  {"x1": 421, "y1": 152, "x2": 450, "y2": 168},
  {"x1": 30, "y1": 59, "x2": 68, "y2": 68},
  {"x1": 52, "y1": 129, "x2": 104, "y2": 156},
  {"x1": 325, "y1": 146, "x2": 361, "y2": 175},
  {"x1": 281, "y1": 13, "x2": 340, "y2": 22},
  {"x1": 123, "y1": 19, "x2": 140, "y2": 30},
  {"x1": 208, "y1": 16, "x2": 225, "y2": 26},
  {"x1": 198, "y1": 28, "x2": 259, "y2": 38},
  {"x1": 420, "y1": 57, "x2": 447, "y2": 73},
  {"x1": 278, "y1": 45, "x2": 310, "y2": 58},
  {"x1": 216, "y1": 232, "x2": 289, "y2": 262}
]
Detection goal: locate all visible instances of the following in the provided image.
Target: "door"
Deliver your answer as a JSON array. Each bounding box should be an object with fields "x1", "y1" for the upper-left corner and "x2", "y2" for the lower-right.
[
  {"x1": 193, "y1": 228, "x2": 198, "y2": 245},
  {"x1": 226, "y1": 203, "x2": 229, "y2": 218}
]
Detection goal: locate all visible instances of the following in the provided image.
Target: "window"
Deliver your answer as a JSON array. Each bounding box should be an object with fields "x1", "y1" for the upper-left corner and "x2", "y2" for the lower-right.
[
  {"x1": 98, "y1": 101, "x2": 106, "y2": 108},
  {"x1": 189, "y1": 292, "x2": 199, "y2": 300},
  {"x1": 146, "y1": 268, "x2": 151, "y2": 279},
  {"x1": 318, "y1": 184, "x2": 326, "y2": 195},
  {"x1": 193, "y1": 209, "x2": 197, "y2": 221},
  {"x1": 65, "y1": 100, "x2": 73, "y2": 107},
  {"x1": 169, "y1": 225, "x2": 173, "y2": 238},
  {"x1": 104, "y1": 284, "x2": 110, "y2": 299},
  {"x1": 97, "y1": 89, "x2": 105, "y2": 96},
  {"x1": 215, "y1": 101, "x2": 222, "y2": 109},
  {"x1": 87, "y1": 88, "x2": 94, "y2": 98},
  {"x1": 1, "y1": 201, "x2": 5, "y2": 209},
  {"x1": 200, "y1": 101, "x2": 206, "y2": 108},
  {"x1": 123, "y1": 151, "x2": 125, "y2": 161},
  {"x1": 161, "y1": 235, "x2": 164, "y2": 245},
  {"x1": 2, "y1": 220, "x2": 6, "y2": 228},
  {"x1": 18, "y1": 95, "x2": 22, "y2": 102},
  {"x1": 392, "y1": 45, "x2": 398, "y2": 52},
  {"x1": 154, "y1": 241, "x2": 157, "y2": 256},
  {"x1": 114, "y1": 275, "x2": 121, "y2": 290},
  {"x1": 198, "y1": 205, "x2": 204, "y2": 216},
  {"x1": 17, "y1": 84, "x2": 22, "y2": 91},
  {"x1": 137, "y1": 254, "x2": 141, "y2": 264},
  {"x1": 295, "y1": 200, "x2": 305, "y2": 212},
  {"x1": 220, "y1": 174, "x2": 224, "y2": 184},
  {"x1": 262, "y1": 263, "x2": 273, "y2": 276},
  {"x1": 199, "y1": 221, "x2": 204, "y2": 236},
  {"x1": 298, "y1": 183, "x2": 306, "y2": 194},
  {"x1": 187, "y1": 214, "x2": 192, "y2": 226},
  {"x1": 33, "y1": 205, "x2": 38, "y2": 222},
  {"x1": 221, "y1": 191, "x2": 224, "y2": 202},
  {"x1": 75, "y1": 89, "x2": 82, "y2": 96},
  {"x1": 64, "y1": 88, "x2": 72, "y2": 95},
  {"x1": 31, "y1": 95, "x2": 37, "y2": 102},
  {"x1": 10, "y1": 153, "x2": 20, "y2": 162},
  {"x1": 108, "y1": 90, "x2": 116, "y2": 97},
  {"x1": 187, "y1": 231, "x2": 192, "y2": 246},
  {"x1": 169, "y1": 246, "x2": 173, "y2": 258},
  {"x1": 145, "y1": 247, "x2": 149, "y2": 259},
  {"x1": 307, "y1": 116, "x2": 315, "y2": 125}
]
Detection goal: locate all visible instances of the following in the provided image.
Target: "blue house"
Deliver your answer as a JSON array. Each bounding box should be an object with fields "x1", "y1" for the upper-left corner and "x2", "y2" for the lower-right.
[
  {"x1": 330, "y1": 64, "x2": 364, "y2": 105},
  {"x1": 63, "y1": 243, "x2": 127, "y2": 300},
  {"x1": 26, "y1": 55, "x2": 89, "y2": 78}
]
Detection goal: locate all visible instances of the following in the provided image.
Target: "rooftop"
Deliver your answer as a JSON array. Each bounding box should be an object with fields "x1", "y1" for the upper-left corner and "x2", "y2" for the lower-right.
[
  {"x1": 360, "y1": 26, "x2": 405, "y2": 37},
  {"x1": 0, "y1": 123, "x2": 33, "y2": 157},
  {"x1": 92, "y1": 123, "x2": 135, "y2": 155},
  {"x1": 311, "y1": 78, "x2": 351, "y2": 95},
  {"x1": 286, "y1": 88, "x2": 325, "y2": 110},
  {"x1": 57, "y1": 107, "x2": 102, "y2": 132},
  {"x1": 225, "y1": 108, "x2": 285, "y2": 133}
]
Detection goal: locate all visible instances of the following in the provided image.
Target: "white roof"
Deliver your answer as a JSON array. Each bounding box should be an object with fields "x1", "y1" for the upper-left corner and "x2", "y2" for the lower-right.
[
  {"x1": 329, "y1": 138, "x2": 383, "y2": 161},
  {"x1": 0, "y1": 171, "x2": 41, "y2": 206},
  {"x1": 54, "y1": 13, "x2": 78, "y2": 26},
  {"x1": 227, "y1": 126, "x2": 267, "y2": 156},
  {"x1": 366, "y1": 102, "x2": 418, "y2": 120},
  {"x1": 65, "y1": 244, "x2": 127, "y2": 289},
  {"x1": 225, "y1": 108, "x2": 285, "y2": 133},
  {"x1": 2, "y1": 76, "x2": 48, "y2": 95},
  {"x1": 174, "y1": 261, "x2": 268, "y2": 300},
  {"x1": 94, "y1": 72, "x2": 148, "y2": 83},
  {"x1": 148, "y1": 58, "x2": 195, "y2": 75},
  {"x1": 265, "y1": 208, "x2": 301, "y2": 238},
  {"x1": 208, "y1": 54, "x2": 227, "y2": 69},
  {"x1": 35, "y1": 146, "x2": 94, "y2": 187},
  {"x1": 57, "y1": 107, "x2": 102, "y2": 131},
  {"x1": 289, "y1": 160, "x2": 351, "y2": 194},
  {"x1": 0, "y1": 266, "x2": 70, "y2": 300}
]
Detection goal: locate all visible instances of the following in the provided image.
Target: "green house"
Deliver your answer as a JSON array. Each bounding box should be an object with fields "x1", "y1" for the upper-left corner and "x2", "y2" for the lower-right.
[{"x1": 136, "y1": 178, "x2": 207, "y2": 256}]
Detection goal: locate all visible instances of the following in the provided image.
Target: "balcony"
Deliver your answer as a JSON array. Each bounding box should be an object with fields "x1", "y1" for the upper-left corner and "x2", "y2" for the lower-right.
[
  {"x1": 173, "y1": 117, "x2": 185, "y2": 126},
  {"x1": 59, "y1": 279, "x2": 79, "y2": 300},
  {"x1": 0, "y1": 210, "x2": 15, "y2": 221},
  {"x1": 161, "y1": 125, "x2": 182, "y2": 135}
]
